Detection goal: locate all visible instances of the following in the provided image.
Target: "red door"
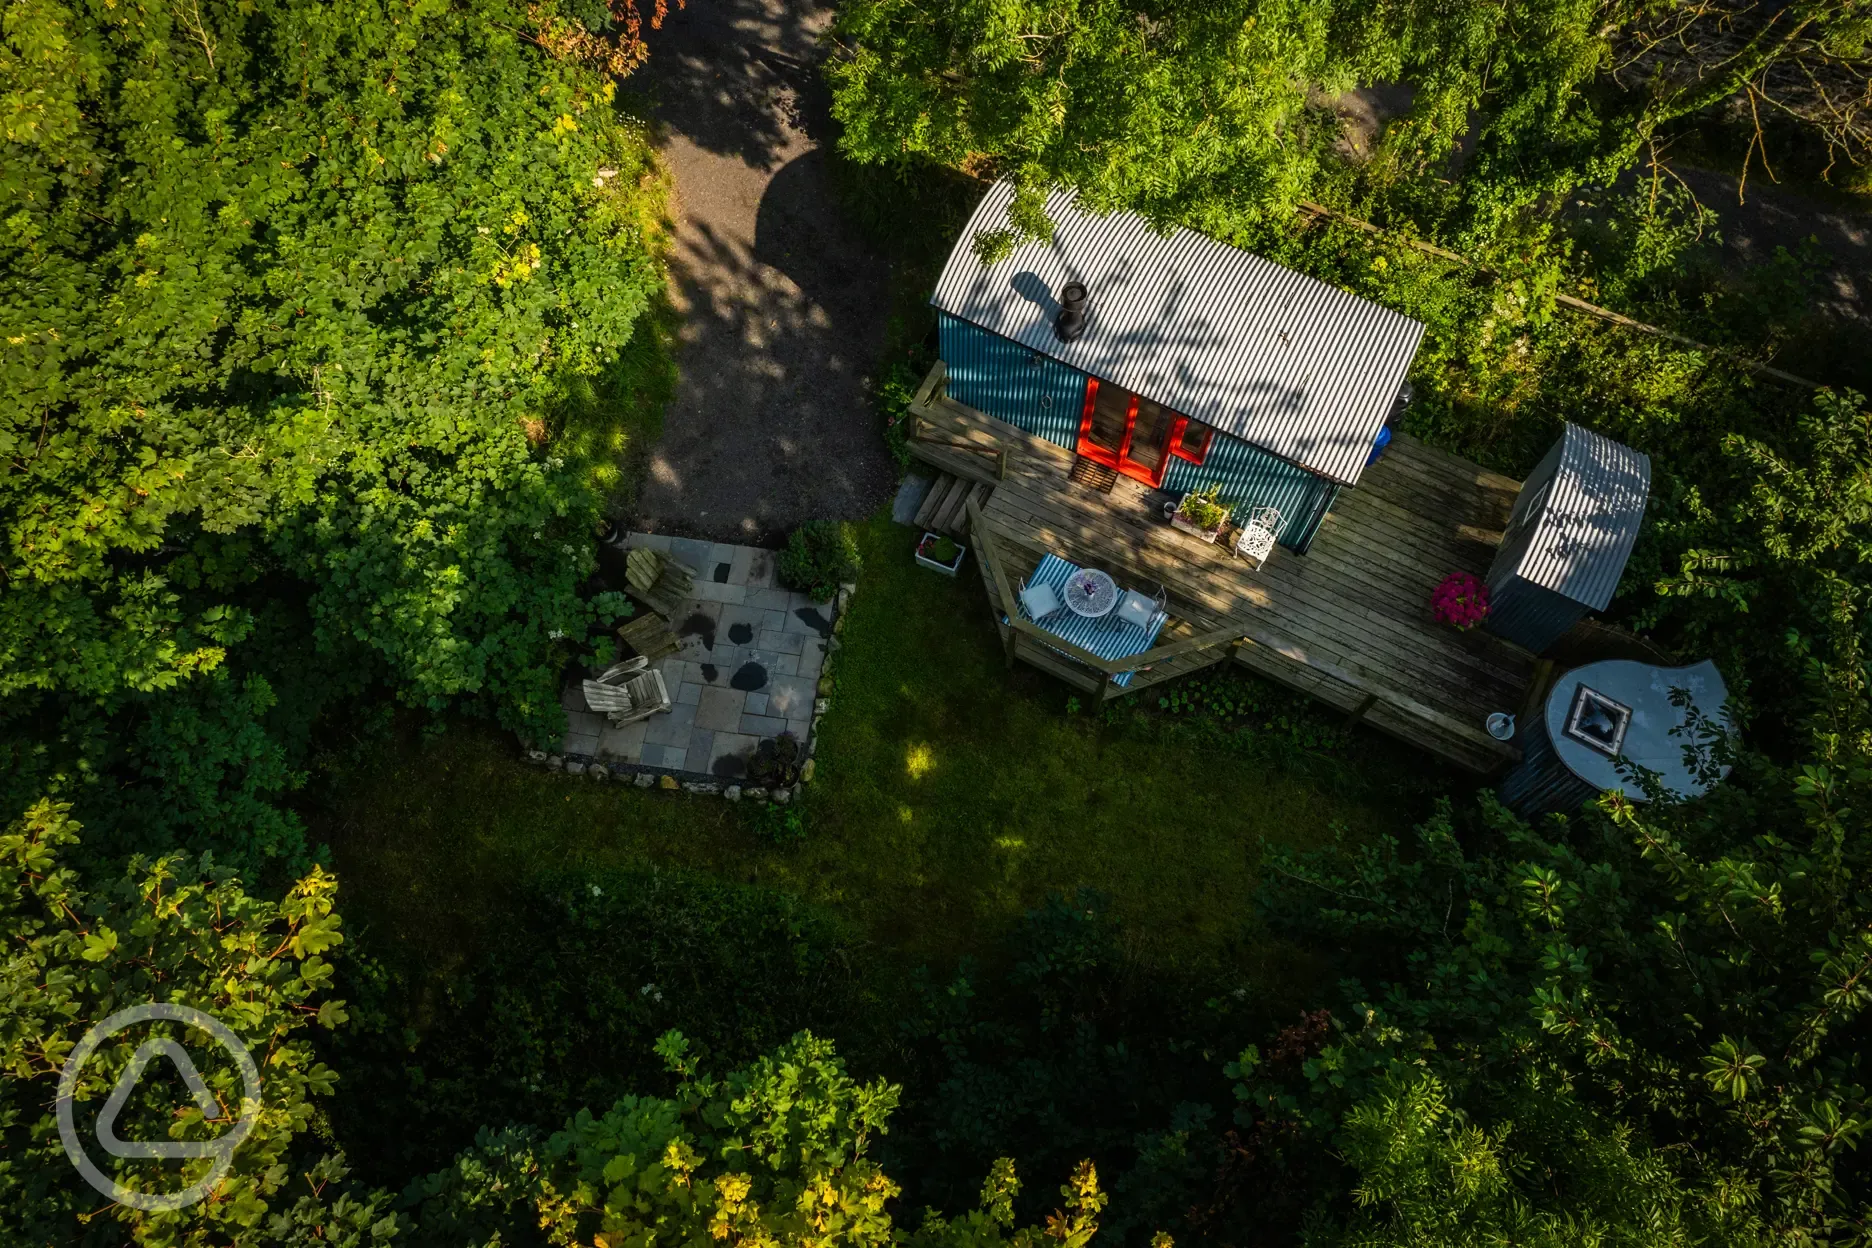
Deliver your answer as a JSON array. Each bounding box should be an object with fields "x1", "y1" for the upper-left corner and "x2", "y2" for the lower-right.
[{"x1": 1076, "y1": 378, "x2": 1185, "y2": 487}]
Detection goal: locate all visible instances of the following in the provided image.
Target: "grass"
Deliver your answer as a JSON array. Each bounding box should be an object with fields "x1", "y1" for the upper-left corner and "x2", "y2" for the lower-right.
[
  {"x1": 316, "y1": 513, "x2": 1440, "y2": 988},
  {"x1": 319, "y1": 151, "x2": 1454, "y2": 996},
  {"x1": 551, "y1": 291, "x2": 681, "y2": 517}
]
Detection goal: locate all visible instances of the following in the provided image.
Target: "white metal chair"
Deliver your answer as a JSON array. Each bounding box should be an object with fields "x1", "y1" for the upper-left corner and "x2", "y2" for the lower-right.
[
  {"x1": 1115, "y1": 583, "x2": 1167, "y2": 632},
  {"x1": 581, "y1": 656, "x2": 672, "y2": 727},
  {"x1": 1232, "y1": 506, "x2": 1283, "y2": 569}
]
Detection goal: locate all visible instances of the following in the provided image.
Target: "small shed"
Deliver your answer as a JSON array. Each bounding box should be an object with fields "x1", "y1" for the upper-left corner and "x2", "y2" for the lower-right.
[
  {"x1": 931, "y1": 182, "x2": 1424, "y2": 553},
  {"x1": 1498, "y1": 659, "x2": 1731, "y2": 816},
  {"x1": 1483, "y1": 423, "x2": 1650, "y2": 653}
]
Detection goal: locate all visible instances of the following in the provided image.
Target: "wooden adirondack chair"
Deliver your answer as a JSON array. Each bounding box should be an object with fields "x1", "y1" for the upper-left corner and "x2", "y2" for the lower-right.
[
  {"x1": 581, "y1": 657, "x2": 672, "y2": 727},
  {"x1": 616, "y1": 609, "x2": 683, "y2": 662},
  {"x1": 625, "y1": 548, "x2": 696, "y2": 619}
]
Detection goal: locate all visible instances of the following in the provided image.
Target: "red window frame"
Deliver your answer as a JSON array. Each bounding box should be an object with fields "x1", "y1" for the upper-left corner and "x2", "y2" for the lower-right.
[
  {"x1": 1170, "y1": 417, "x2": 1213, "y2": 465},
  {"x1": 1075, "y1": 378, "x2": 1183, "y2": 488}
]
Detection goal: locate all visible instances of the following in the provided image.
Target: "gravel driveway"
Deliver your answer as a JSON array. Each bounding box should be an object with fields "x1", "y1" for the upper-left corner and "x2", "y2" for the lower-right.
[{"x1": 626, "y1": 0, "x2": 898, "y2": 544}]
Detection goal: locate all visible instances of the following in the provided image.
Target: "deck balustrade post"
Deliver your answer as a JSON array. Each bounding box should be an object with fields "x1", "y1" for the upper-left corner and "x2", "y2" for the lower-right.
[{"x1": 966, "y1": 495, "x2": 1021, "y2": 670}]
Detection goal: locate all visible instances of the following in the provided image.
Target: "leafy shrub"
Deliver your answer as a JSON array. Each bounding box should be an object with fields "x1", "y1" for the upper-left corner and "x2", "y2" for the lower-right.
[
  {"x1": 747, "y1": 733, "x2": 806, "y2": 789},
  {"x1": 1123, "y1": 670, "x2": 1355, "y2": 756},
  {"x1": 750, "y1": 801, "x2": 808, "y2": 843},
  {"x1": 1175, "y1": 484, "x2": 1230, "y2": 531},
  {"x1": 778, "y1": 522, "x2": 863, "y2": 600},
  {"x1": 876, "y1": 353, "x2": 928, "y2": 472},
  {"x1": 919, "y1": 534, "x2": 962, "y2": 565},
  {"x1": 328, "y1": 866, "x2": 873, "y2": 1177}
]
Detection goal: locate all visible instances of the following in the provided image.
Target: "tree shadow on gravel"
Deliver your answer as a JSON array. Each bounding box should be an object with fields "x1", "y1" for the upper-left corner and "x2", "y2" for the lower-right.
[{"x1": 627, "y1": 0, "x2": 836, "y2": 171}]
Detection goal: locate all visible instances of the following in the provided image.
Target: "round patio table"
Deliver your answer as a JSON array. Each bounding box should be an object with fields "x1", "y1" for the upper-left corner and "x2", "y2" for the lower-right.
[{"x1": 1062, "y1": 568, "x2": 1119, "y2": 618}]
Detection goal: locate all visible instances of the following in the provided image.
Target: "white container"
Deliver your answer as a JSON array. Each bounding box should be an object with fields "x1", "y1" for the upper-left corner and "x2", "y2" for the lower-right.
[
  {"x1": 1167, "y1": 494, "x2": 1227, "y2": 543},
  {"x1": 915, "y1": 531, "x2": 967, "y2": 576}
]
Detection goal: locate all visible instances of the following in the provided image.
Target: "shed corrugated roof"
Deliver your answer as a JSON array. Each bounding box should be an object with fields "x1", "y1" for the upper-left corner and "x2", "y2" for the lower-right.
[
  {"x1": 1515, "y1": 423, "x2": 1651, "y2": 610},
  {"x1": 931, "y1": 182, "x2": 1425, "y2": 486}
]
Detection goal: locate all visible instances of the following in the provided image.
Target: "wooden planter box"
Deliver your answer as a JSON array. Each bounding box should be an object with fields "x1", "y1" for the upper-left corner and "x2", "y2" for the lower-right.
[
  {"x1": 915, "y1": 531, "x2": 967, "y2": 576},
  {"x1": 1168, "y1": 493, "x2": 1227, "y2": 544}
]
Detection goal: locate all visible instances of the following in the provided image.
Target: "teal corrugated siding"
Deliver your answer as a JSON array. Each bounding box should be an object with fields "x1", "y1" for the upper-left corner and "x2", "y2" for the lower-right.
[
  {"x1": 938, "y1": 312, "x2": 1340, "y2": 553},
  {"x1": 940, "y1": 314, "x2": 1084, "y2": 448},
  {"x1": 1162, "y1": 440, "x2": 1337, "y2": 552}
]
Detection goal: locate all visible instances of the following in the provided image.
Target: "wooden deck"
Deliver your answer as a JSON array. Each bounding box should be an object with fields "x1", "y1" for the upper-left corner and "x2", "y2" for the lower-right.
[{"x1": 904, "y1": 364, "x2": 1536, "y2": 772}]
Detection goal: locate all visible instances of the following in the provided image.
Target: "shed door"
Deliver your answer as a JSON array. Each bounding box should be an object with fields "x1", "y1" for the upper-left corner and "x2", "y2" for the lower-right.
[{"x1": 1076, "y1": 378, "x2": 1180, "y2": 487}]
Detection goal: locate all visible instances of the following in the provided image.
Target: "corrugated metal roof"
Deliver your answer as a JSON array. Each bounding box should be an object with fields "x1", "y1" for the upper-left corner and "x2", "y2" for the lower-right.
[
  {"x1": 930, "y1": 182, "x2": 1425, "y2": 486},
  {"x1": 1513, "y1": 423, "x2": 1651, "y2": 610}
]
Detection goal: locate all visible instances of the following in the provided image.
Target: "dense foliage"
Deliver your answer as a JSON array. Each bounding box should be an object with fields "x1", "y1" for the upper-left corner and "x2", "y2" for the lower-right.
[
  {"x1": 1, "y1": 0, "x2": 664, "y2": 874},
  {"x1": 778, "y1": 520, "x2": 864, "y2": 602},
  {"x1": 402, "y1": 1027, "x2": 1123, "y2": 1248},
  {"x1": 0, "y1": 805, "x2": 1110, "y2": 1248},
  {"x1": 331, "y1": 866, "x2": 872, "y2": 1179},
  {"x1": 0, "y1": 800, "x2": 395, "y2": 1246},
  {"x1": 829, "y1": 0, "x2": 1869, "y2": 251},
  {"x1": 1226, "y1": 628, "x2": 1872, "y2": 1244}
]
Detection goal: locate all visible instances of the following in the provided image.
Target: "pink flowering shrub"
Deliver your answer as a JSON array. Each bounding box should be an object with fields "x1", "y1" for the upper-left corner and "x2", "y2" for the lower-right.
[{"x1": 1432, "y1": 571, "x2": 1491, "y2": 630}]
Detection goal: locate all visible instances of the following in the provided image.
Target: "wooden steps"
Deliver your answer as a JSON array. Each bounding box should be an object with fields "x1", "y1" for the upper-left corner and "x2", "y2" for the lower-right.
[{"x1": 913, "y1": 471, "x2": 993, "y2": 538}]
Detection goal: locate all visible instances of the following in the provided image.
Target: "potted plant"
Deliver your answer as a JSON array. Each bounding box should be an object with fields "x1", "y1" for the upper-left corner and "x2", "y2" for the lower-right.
[
  {"x1": 1431, "y1": 571, "x2": 1491, "y2": 631},
  {"x1": 915, "y1": 531, "x2": 966, "y2": 575},
  {"x1": 1169, "y1": 483, "x2": 1230, "y2": 543}
]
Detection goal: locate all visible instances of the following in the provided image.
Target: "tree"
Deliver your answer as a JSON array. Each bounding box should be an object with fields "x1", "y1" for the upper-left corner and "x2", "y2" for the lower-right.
[
  {"x1": 1232, "y1": 625, "x2": 1872, "y2": 1244},
  {"x1": 1613, "y1": 0, "x2": 1872, "y2": 180},
  {"x1": 826, "y1": 0, "x2": 1870, "y2": 252},
  {"x1": 827, "y1": 0, "x2": 1351, "y2": 251},
  {"x1": 408, "y1": 1028, "x2": 1115, "y2": 1248},
  {"x1": 1, "y1": 802, "x2": 1121, "y2": 1248},
  {"x1": 0, "y1": 799, "x2": 397, "y2": 1245},
  {"x1": 1, "y1": 0, "x2": 662, "y2": 870}
]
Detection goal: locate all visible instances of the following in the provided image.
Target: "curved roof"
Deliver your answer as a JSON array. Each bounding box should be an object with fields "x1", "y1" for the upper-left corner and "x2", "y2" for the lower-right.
[
  {"x1": 1511, "y1": 423, "x2": 1652, "y2": 610},
  {"x1": 931, "y1": 182, "x2": 1425, "y2": 486}
]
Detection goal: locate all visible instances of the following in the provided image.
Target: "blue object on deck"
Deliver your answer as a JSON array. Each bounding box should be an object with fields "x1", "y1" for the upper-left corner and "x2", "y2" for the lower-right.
[
  {"x1": 1012, "y1": 554, "x2": 1166, "y2": 687},
  {"x1": 1365, "y1": 423, "x2": 1394, "y2": 466}
]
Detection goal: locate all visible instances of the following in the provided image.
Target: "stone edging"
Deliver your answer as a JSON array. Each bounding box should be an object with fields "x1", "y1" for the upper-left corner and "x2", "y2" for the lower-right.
[{"x1": 521, "y1": 578, "x2": 856, "y2": 806}]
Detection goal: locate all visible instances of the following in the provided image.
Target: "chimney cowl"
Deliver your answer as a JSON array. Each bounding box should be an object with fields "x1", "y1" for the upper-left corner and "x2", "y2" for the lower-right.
[{"x1": 1054, "y1": 282, "x2": 1089, "y2": 343}]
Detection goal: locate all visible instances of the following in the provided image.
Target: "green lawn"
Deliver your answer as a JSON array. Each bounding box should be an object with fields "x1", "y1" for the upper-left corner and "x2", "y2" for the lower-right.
[{"x1": 318, "y1": 513, "x2": 1442, "y2": 982}]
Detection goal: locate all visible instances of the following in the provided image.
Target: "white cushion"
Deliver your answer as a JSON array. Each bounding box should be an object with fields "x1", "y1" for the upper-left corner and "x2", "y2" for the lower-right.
[
  {"x1": 1115, "y1": 590, "x2": 1155, "y2": 629},
  {"x1": 1019, "y1": 582, "x2": 1060, "y2": 619}
]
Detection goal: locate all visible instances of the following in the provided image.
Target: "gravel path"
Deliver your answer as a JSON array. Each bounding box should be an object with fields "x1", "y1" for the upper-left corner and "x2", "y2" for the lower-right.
[
  {"x1": 1665, "y1": 165, "x2": 1870, "y2": 325},
  {"x1": 626, "y1": 0, "x2": 898, "y2": 544}
]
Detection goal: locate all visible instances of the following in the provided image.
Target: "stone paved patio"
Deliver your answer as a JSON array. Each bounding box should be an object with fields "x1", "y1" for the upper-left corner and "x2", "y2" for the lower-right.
[{"x1": 559, "y1": 532, "x2": 832, "y2": 779}]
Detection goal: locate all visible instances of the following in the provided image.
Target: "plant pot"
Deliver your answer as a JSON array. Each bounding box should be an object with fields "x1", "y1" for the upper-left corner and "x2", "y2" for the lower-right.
[
  {"x1": 915, "y1": 531, "x2": 967, "y2": 576},
  {"x1": 1167, "y1": 495, "x2": 1226, "y2": 543}
]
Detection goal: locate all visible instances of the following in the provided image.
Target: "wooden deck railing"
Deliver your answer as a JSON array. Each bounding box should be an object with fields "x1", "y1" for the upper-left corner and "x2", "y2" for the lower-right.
[
  {"x1": 907, "y1": 363, "x2": 1008, "y2": 479},
  {"x1": 910, "y1": 417, "x2": 1009, "y2": 479},
  {"x1": 965, "y1": 496, "x2": 1244, "y2": 689}
]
